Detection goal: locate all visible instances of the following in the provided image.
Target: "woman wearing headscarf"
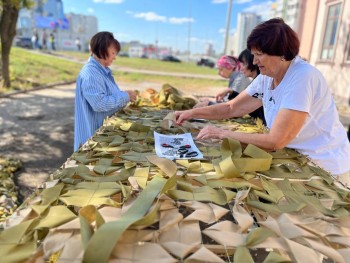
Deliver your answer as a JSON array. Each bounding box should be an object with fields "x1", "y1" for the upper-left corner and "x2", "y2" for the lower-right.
[{"x1": 194, "y1": 55, "x2": 250, "y2": 107}]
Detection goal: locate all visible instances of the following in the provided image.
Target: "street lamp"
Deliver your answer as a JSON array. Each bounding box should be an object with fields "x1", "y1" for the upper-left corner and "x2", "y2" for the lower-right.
[
  {"x1": 187, "y1": 0, "x2": 192, "y2": 62},
  {"x1": 224, "y1": 0, "x2": 233, "y2": 55}
]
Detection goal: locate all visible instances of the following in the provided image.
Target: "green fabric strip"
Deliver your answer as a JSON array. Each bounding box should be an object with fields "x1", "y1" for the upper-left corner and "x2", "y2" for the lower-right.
[{"x1": 83, "y1": 176, "x2": 173, "y2": 263}]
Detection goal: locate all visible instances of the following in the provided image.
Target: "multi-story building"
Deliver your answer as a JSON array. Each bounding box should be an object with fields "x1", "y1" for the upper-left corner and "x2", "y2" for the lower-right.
[
  {"x1": 59, "y1": 13, "x2": 98, "y2": 51},
  {"x1": 297, "y1": 0, "x2": 319, "y2": 61},
  {"x1": 267, "y1": 0, "x2": 350, "y2": 105},
  {"x1": 271, "y1": 0, "x2": 305, "y2": 39},
  {"x1": 205, "y1": 42, "x2": 215, "y2": 57},
  {"x1": 16, "y1": 0, "x2": 98, "y2": 51},
  {"x1": 235, "y1": 13, "x2": 261, "y2": 54},
  {"x1": 308, "y1": 0, "x2": 350, "y2": 105}
]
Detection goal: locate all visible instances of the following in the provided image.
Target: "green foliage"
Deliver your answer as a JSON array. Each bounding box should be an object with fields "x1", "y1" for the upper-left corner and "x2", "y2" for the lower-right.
[
  {"x1": 7, "y1": 47, "x2": 81, "y2": 91},
  {"x1": 5, "y1": 47, "x2": 226, "y2": 94},
  {"x1": 57, "y1": 51, "x2": 219, "y2": 75}
]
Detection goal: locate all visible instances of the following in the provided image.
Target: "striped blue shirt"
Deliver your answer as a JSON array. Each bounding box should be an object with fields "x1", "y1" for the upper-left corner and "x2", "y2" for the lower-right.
[{"x1": 74, "y1": 56, "x2": 129, "y2": 151}]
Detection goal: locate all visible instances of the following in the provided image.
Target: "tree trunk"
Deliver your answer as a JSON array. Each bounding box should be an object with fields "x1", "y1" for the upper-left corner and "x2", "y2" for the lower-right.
[{"x1": 0, "y1": 0, "x2": 20, "y2": 89}]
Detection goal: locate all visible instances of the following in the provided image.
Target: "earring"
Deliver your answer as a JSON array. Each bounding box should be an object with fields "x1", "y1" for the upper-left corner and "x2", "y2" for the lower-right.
[{"x1": 281, "y1": 56, "x2": 285, "y2": 61}]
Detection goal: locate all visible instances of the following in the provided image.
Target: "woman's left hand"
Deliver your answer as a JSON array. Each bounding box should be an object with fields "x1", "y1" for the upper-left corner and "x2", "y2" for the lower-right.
[
  {"x1": 197, "y1": 125, "x2": 228, "y2": 140},
  {"x1": 193, "y1": 101, "x2": 210, "y2": 108}
]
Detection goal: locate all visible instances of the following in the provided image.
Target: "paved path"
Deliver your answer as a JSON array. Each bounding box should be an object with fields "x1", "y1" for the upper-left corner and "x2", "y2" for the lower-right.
[
  {"x1": 0, "y1": 81, "x2": 167, "y2": 200},
  {"x1": 0, "y1": 84, "x2": 76, "y2": 199}
]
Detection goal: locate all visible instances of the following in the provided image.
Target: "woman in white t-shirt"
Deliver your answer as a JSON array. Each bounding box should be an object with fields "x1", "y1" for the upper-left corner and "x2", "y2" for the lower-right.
[{"x1": 175, "y1": 18, "x2": 350, "y2": 182}]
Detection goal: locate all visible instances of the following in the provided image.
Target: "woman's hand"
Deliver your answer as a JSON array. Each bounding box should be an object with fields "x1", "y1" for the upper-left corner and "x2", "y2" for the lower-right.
[
  {"x1": 215, "y1": 88, "x2": 232, "y2": 102},
  {"x1": 193, "y1": 101, "x2": 210, "y2": 108},
  {"x1": 126, "y1": 90, "x2": 137, "y2": 102},
  {"x1": 197, "y1": 125, "x2": 228, "y2": 140},
  {"x1": 175, "y1": 110, "x2": 193, "y2": 125}
]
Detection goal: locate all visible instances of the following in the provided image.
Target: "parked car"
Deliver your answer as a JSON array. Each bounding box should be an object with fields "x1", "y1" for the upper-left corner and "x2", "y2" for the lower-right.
[
  {"x1": 161, "y1": 55, "x2": 181, "y2": 63},
  {"x1": 118, "y1": 51, "x2": 129, "y2": 57},
  {"x1": 197, "y1": 58, "x2": 215, "y2": 68},
  {"x1": 14, "y1": 37, "x2": 32, "y2": 49}
]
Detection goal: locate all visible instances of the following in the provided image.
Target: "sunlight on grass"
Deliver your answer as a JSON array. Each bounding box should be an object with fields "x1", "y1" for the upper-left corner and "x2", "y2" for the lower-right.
[
  {"x1": 115, "y1": 71, "x2": 226, "y2": 91},
  {"x1": 57, "y1": 51, "x2": 218, "y2": 75},
  {"x1": 4, "y1": 47, "x2": 225, "y2": 94},
  {"x1": 9, "y1": 48, "x2": 81, "y2": 91}
]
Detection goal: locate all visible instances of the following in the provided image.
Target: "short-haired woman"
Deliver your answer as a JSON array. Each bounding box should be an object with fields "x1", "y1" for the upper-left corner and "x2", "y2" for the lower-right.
[
  {"x1": 175, "y1": 18, "x2": 350, "y2": 183},
  {"x1": 74, "y1": 31, "x2": 137, "y2": 151}
]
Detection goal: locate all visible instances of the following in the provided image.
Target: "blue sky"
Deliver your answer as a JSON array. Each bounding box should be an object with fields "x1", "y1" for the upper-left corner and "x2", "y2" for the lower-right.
[{"x1": 62, "y1": 0, "x2": 273, "y2": 54}]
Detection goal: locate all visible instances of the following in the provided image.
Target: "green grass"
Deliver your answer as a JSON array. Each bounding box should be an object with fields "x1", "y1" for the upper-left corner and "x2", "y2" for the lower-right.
[
  {"x1": 57, "y1": 50, "x2": 218, "y2": 75},
  {"x1": 115, "y1": 71, "x2": 225, "y2": 91},
  {"x1": 4, "y1": 47, "x2": 225, "y2": 94},
  {"x1": 8, "y1": 47, "x2": 81, "y2": 92}
]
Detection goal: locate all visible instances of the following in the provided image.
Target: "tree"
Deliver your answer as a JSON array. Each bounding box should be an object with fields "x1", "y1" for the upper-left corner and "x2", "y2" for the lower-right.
[{"x1": 0, "y1": 0, "x2": 32, "y2": 89}]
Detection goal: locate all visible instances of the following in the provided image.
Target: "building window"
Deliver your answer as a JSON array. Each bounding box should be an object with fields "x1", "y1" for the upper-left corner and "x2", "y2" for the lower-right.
[{"x1": 320, "y1": 3, "x2": 341, "y2": 60}]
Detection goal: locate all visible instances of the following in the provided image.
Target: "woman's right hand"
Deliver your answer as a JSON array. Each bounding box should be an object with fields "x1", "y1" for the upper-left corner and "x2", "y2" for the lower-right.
[
  {"x1": 215, "y1": 88, "x2": 231, "y2": 102},
  {"x1": 175, "y1": 110, "x2": 193, "y2": 125},
  {"x1": 126, "y1": 90, "x2": 137, "y2": 102}
]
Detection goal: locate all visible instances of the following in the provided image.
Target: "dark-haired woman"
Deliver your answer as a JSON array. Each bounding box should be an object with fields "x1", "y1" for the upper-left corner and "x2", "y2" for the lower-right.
[
  {"x1": 238, "y1": 49, "x2": 265, "y2": 125},
  {"x1": 175, "y1": 18, "x2": 350, "y2": 183},
  {"x1": 74, "y1": 31, "x2": 137, "y2": 151}
]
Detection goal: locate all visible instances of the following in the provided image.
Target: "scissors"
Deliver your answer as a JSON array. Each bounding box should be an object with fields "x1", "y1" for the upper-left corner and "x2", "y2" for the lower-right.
[
  {"x1": 185, "y1": 151, "x2": 198, "y2": 158},
  {"x1": 179, "y1": 144, "x2": 191, "y2": 150},
  {"x1": 177, "y1": 144, "x2": 191, "y2": 154},
  {"x1": 162, "y1": 143, "x2": 174, "y2": 148}
]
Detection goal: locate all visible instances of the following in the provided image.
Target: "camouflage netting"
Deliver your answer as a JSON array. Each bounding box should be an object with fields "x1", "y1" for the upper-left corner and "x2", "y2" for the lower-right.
[
  {"x1": 0, "y1": 156, "x2": 21, "y2": 224},
  {"x1": 1, "y1": 86, "x2": 350, "y2": 263}
]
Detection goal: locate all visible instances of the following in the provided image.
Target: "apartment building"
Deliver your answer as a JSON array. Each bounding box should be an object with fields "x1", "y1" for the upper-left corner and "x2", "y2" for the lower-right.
[
  {"x1": 308, "y1": 0, "x2": 350, "y2": 104},
  {"x1": 16, "y1": 0, "x2": 98, "y2": 51},
  {"x1": 235, "y1": 13, "x2": 261, "y2": 54},
  {"x1": 274, "y1": 0, "x2": 349, "y2": 104}
]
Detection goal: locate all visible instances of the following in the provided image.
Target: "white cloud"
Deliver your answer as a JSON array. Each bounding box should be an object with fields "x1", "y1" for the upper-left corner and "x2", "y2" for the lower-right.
[
  {"x1": 218, "y1": 28, "x2": 226, "y2": 34},
  {"x1": 87, "y1": 8, "x2": 94, "y2": 13},
  {"x1": 168, "y1": 17, "x2": 194, "y2": 24},
  {"x1": 128, "y1": 11, "x2": 194, "y2": 25},
  {"x1": 236, "y1": 0, "x2": 253, "y2": 3},
  {"x1": 113, "y1": 32, "x2": 130, "y2": 40},
  {"x1": 243, "y1": 1, "x2": 274, "y2": 20},
  {"x1": 212, "y1": 0, "x2": 227, "y2": 4},
  {"x1": 93, "y1": 0, "x2": 124, "y2": 3},
  {"x1": 212, "y1": 0, "x2": 252, "y2": 4},
  {"x1": 133, "y1": 12, "x2": 167, "y2": 22}
]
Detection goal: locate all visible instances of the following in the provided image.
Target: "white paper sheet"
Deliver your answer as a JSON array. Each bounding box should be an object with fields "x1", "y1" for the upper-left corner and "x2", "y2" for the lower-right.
[{"x1": 154, "y1": 131, "x2": 203, "y2": 160}]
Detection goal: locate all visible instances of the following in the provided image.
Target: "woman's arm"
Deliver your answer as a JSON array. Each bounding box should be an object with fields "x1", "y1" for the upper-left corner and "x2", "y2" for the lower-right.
[
  {"x1": 82, "y1": 74, "x2": 130, "y2": 113},
  {"x1": 197, "y1": 108, "x2": 308, "y2": 151},
  {"x1": 175, "y1": 91, "x2": 262, "y2": 125}
]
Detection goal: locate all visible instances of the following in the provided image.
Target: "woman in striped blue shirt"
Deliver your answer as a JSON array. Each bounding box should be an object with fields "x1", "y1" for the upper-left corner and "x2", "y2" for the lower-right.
[{"x1": 74, "y1": 32, "x2": 137, "y2": 151}]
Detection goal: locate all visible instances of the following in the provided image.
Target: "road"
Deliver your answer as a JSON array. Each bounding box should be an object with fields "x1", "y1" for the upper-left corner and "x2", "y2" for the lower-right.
[{"x1": 0, "y1": 83, "x2": 76, "y2": 199}]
